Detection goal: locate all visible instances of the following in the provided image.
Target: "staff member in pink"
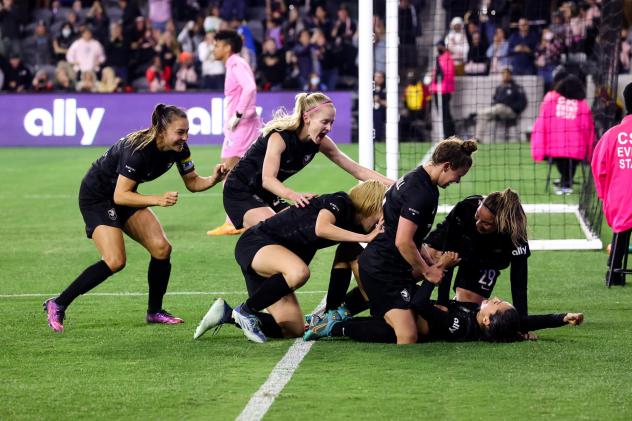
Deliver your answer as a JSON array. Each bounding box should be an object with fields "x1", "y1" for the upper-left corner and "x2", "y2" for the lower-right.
[
  {"x1": 207, "y1": 30, "x2": 263, "y2": 236},
  {"x1": 592, "y1": 82, "x2": 632, "y2": 286}
]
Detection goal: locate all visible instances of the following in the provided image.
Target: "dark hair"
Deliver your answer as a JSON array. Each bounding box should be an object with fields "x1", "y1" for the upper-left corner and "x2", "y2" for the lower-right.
[
  {"x1": 624, "y1": 82, "x2": 632, "y2": 115},
  {"x1": 431, "y1": 136, "x2": 478, "y2": 170},
  {"x1": 127, "y1": 103, "x2": 187, "y2": 150},
  {"x1": 554, "y1": 74, "x2": 586, "y2": 100},
  {"x1": 480, "y1": 306, "x2": 521, "y2": 343},
  {"x1": 482, "y1": 188, "x2": 528, "y2": 246},
  {"x1": 215, "y1": 29, "x2": 242, "y2": 54}
]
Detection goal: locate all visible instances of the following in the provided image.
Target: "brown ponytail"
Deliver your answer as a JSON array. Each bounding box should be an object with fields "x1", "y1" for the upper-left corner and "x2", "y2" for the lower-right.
[
  {"x1": 127, "y1": 104, "x2": 187, "y2": 151},
  {"x1": 430, "y1": 136, "x2": 478, "y2": 170}
]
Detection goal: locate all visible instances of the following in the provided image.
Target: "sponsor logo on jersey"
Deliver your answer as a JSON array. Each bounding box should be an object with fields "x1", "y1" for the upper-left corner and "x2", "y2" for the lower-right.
[
  {"x1": 400, "y1": 288, "x2": 410, "y2": 302},
  {"x1": 125, "y1": 165, "x2": 136, "y2": 173},
  {"x1": 408, "y1": 207, "x2": 420, "y2": 216},
  {"x1": 448, "y1": 317, "x2": 460, "y2": 333},
  {"x1": 329, "y1": 202, "x2": 340, "y2": 212},
  {"x1": 107, "y1": 208, "x2": 117, "y2": 221},
  {"x1": 511, "y1": 245, "x2": 528, "y2": 256}
]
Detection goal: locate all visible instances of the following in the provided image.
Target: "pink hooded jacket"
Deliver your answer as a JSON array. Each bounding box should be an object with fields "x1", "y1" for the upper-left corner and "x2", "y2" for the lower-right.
[
  {"x1": 531, "y1": 91, "x2": 595, "y2": 162},
  {"x1": 591, "y1": 114, "x2": 632, "y2": 233},
  {"x1": 430, "y1": 51, "x2": 455, "y2": 94}
]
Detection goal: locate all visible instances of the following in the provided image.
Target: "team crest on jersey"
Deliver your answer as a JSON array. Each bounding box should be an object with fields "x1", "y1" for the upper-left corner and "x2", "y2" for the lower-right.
[
  {"x1": 400, "y1": 288, "x2": 411, "y2": 302},
  {"x1": 303, "y1": 154, "x2": 315, "y2": 165},
  {"x1": 107, "y1": 208, "x2": 117, "y2": 221}
]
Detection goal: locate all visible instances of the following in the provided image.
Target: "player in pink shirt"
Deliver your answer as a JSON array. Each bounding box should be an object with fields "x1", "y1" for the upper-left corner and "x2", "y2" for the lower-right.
[
  {"x1": 592, "y1": 82, "x2": 632, "y2": 286},
  {"x1": 208, "y1": 30, "x2": 263, "y2": 236}
]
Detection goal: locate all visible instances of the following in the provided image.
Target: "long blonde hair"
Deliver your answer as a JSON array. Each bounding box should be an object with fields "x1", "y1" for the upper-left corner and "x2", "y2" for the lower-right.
[
  {"x1": 348, "y1": 180, "x2": 387, "y2": 218},
  {"x1": 126, "y1": 104, "x2": 187, "y2": 151},
  {"x1": 261, "y1": 92, "x2": 334, "y2": 138},
  {"x1": 482, "y1": 188, "x2": 528, "y2": 246}
]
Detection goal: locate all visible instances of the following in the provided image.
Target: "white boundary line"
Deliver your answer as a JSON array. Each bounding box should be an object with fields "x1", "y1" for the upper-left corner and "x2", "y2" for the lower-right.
[
  {"x1": 0, "y1": 290, "x2": 327, "y2": 298},
  {"x1": 235, "y1": 296, "x2": 327, "y2": 421}
]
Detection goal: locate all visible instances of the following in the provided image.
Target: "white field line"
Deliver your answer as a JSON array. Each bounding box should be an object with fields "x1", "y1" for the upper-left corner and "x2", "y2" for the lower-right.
[
  {"x1": 0, "y1": 290, "x2": 327, "y2": 298},
  {"x1": 235, "y1": 295, "x2": 327, "y2": 421}
]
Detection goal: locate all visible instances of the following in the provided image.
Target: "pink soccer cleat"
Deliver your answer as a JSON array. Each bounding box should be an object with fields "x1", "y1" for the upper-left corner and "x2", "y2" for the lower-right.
[
  {"x1": 43, "y1": 298, "x2": 66, "y2": 333},
  {"x1": 146, "y1": 310, "x2": 184, "y2": 324}
]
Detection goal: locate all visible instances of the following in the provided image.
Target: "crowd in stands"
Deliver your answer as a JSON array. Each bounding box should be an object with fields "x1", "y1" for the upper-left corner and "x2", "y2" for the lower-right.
[{"x1": 0, "y1": 0, "x2": 367, "y2": 93}]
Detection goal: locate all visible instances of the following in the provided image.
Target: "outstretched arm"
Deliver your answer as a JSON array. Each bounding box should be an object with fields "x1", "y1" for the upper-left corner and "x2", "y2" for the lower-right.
[
  {"x1": 182, "y1": 163, "x2": 228, "y2": 192},
  {"x1": 113, "y1": 175, "x2": 178, "y2": 207}
]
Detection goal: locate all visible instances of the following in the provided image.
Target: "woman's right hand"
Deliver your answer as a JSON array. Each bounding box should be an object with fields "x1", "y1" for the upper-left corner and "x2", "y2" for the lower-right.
[
  {"x1": 364, "y1": 219, "x2": 384, "y2": 243},
  {"x1": 288, "y1": 191, "x2": 317, "y2": 208},
  {"x1": 158, "y1": 191, "x2": 178, "y2": 207},
  {"x1": 417, "y1": 264, "x2": 444, "y2": 285}
]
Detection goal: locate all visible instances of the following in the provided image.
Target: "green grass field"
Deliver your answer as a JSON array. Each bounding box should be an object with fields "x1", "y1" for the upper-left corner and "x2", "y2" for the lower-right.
[{"x1": 1, "y1": 145, "x2": 631, "y2": 420}]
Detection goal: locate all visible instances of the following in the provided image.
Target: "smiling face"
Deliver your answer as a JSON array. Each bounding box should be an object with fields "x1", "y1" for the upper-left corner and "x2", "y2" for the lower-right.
[
  {"x1": 304, "y1": 104, "x2": 336, "y2": 145},
  {"x1": 475, "y1": 203, "x2": 497, "y2": 235},
  {"x1": 158, "y1": 117, "x2": 189, "y2": 152},
  {"x1": 436, "y1": 163, "x2": 470, "y2": 188}
]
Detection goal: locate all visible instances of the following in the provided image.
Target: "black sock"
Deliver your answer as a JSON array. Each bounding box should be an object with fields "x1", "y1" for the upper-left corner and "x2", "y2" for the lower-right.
[
  {"x1": 343, "y1": 287, "x2": 369, "y2": 315},
  {"x1": 326, "y1": 268, "x2": 352, "y2": 310},
  {"x1": 331, "y1": 317, "x2": 397, "y2": 343},
  {"x1": 244, "y1": 273, "x2": 292, "y2": 313},
  {"x1": 147, "y1": 257, "x2": 171, "y2": 313},
  {"x1": 56, "y1": 260, "x2": 113, "y2": 307},
  {"x1": 256, "y1": 312, "x2": 284, "y2": 338}
]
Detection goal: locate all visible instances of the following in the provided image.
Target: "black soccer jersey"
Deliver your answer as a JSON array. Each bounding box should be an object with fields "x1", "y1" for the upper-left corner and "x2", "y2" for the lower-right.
[
  {"x1": 254, "y1": 192, "x2": 360, "y2": 251},
  {"x1": 79, "y1": 137, "x2": 194, "y2": 205},
  {"x1": 362, "y1": 166, "x2": 439, "y2": 277},
  {"x1": 229, "y1": 129, "x2": 320, "y2": 193},
  {"x1": 425, "y1": 195, "x2": 531, "y2": 316}
]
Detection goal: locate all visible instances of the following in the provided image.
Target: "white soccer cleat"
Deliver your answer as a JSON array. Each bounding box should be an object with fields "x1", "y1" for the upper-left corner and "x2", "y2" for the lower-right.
[{"x1": 193, "y1": 298, "x2": 231, "y2": 339}]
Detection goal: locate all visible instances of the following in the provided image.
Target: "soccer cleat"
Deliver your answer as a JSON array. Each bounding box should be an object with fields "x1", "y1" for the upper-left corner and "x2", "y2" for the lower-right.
[
  {"x1": 231, "y1": 304, "x2": 267, "y2": 343},
  {"x1": 206, "y1": 222, "x2": 245, "y2": 236},
  {"x1": 43, "y1": 298, "x2": 66, "y2": 333},
  {"x1": 193, "y1": 298, "x2": 233, "y2": 339},
  {"x1": 303, "y1": 309, "x2": 342, "y2": 341},
  {"x1": 146, "y1": 310, "x2": 184, "y2": 324},
  {"x1": 336, "y1": 304, "x2": 352, "y2": 321}
]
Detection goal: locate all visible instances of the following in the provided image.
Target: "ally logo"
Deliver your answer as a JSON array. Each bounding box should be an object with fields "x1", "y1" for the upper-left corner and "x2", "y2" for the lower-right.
[{"x1": 23, "y1": 98, "x2": 105, "y2": 145}]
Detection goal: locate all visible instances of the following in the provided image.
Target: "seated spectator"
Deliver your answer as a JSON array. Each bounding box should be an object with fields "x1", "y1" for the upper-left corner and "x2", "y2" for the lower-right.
[
  {"x1": 66, "y1": 26, "x2": 106, "y2": 75},
  {"x1": 535, "y1": 28, "x2": 564, "y2": 91},
  {"x1": 96, "y1": 66, "x2": 122, "y2": 92},
  {"x1": 3, "y1": 53, "x2": 32, "y2": 92},
  {"x1": 445, "y1": 16, "x2": 469, "y2": 75},
  {"x1": 257, "y1": 38, "x2": 284, "y2": 91},
  {"x1": 464, "y1": 30, "x2": 489, "y2": 75},
  {"x1": 76, "y1": 69, "x2": 97, "y2": 92},
  {"x1": 105, "y1": 21, "x2": 130, "y2": 84},
  {"x1": 22, "y1": 20, "x2": 54, "y2": 72},
  {"x1": 508, "y1": 18, "x2": 538, "y2": 75},
  {"x1": 474, "y1": 68, "x2": 527, "y2": 143},
  {"x1": 146, "y1": 55, "x2": 171, "y2": 91},
  {"x1": 174, "y1": 50, "x2": 198, "y2": 91},
  {"x1": 198, "y1": 30, "x2": 225, "y2": 90},
  {"x1": 53, "y1": 60, "x2": 76, "y2": 91},
  {"x1": 53, "y1": 22, "x2": 78, "y2": 62},
  {"x1": 32, "y1": 69, "x2": 54, "y2": 92}
]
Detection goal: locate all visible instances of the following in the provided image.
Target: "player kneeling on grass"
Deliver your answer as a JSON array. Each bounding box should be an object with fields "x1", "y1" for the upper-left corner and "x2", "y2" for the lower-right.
[
  {"x1": 193, "y1": 180, "x2": 387, "y2": 343},
  {"x1": 44, "y1": 104, "x2": 228, "y2": 333}
]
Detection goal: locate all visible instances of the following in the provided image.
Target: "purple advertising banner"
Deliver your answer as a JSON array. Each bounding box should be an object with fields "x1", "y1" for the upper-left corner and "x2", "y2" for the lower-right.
[{"x1": 0, "y1": 92, "x2": 352, "y2": 147}]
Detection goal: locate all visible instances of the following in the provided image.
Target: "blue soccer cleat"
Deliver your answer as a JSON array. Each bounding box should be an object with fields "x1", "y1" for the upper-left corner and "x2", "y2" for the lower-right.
[
  {"x1": 303, "y1": 309, "x2": 342, "y2": 341},
  {"x1": 231, "y1": 304, "x2": 267, "y2": 343}
]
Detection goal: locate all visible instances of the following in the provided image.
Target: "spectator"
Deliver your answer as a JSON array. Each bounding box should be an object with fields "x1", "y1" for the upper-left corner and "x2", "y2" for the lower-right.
[
  {"x1": 203, "y1": 5, "x2": 222, "y2": 34},
  {"x1": 619, "y1": 28, "x2": 631, "y2": 74},
  {"x1": 464, "y1": 30, "x2": 489, "y2": 75},
  {"x1": 231, "y1": 18, "x2": 257, "y2": 71},
  {"x1": 53, "y1": 22, "x2": 78, "y2": 62},
  {"x1": 304, "y1": 71, "x2": 326, "y2": 91},
  {"x1": 53, "y1": 60, "x2": 76, "y2": 91},
  {"x1": 70, "y1": 0, "x2": 85, "y2": 25},
  {"x1": 399, "y1": 0, "x2": 419, "y2": 68},
  {"x1": 374, "y1": 15, "x2": 386, "y2": 74},
  {"x1": 86, "y1": 1, "x2": 110, "y2": 44},
  {"x1": 308, "y1": 4, "x2": 332, "y2": 38},
  {"x1": 174, "y1": 50, "x2": 198, "y2": 91},
  {"x1": 445, "y1": 16, "x2": 469, "y2": 75},
  {"x1": 507, "y1": 18, "x2": 538, "y2": 75},
  {"x1": 220, "y1": 0, "x2": 245, "y2": 22},
  {"x1": 155, "y1": 29, "x2": 179, "y2": 69},
  {"x1": 257, "y1": 37, "x2": 285, "y2": 91},
  {"x1": 373, "y1": 71, "x2": 387, "y2": 141},
  {"x1": 401, "y1": 70, "x2": 428, "y2": 141},
  {"x1": 293, "y1": 29, "x2": 315, "y2": 88},
  {"x1": 283, "y1": 49, "x2": 301, "y2": 89},
  {"x1": 32, "y1": 68, "x2": 54, "y2": 92},
  {"x1": 66, "y1": 26, "x2": 106, "y2": 75},
  {"x1": 22, "y1": 20, "x2": 54, "y2": 72},
  {"x1": 469, "y1": 0, "x2": 510, "y2": 47},
  {"x1": 331, "y1": 3, "x2": 357, "y2": 75},
  {"x1": 532, "y1": 74, "x2": 595, "y2": 194},
  {"x1": 177, "y1": 19, "x2": 203, "y2": 53},
  {"x1": 3, "y1": 53, "x2": 32, "y2": 92},
  {"x1": 535, "y1": 28, "x2": 564, "y2": 91},
  {"x1": 198, "y1": 30, "x2": 225, "y2": 90},
  {"x1": 430, "y1": 40, "x2": 455, "y2": 138},
  {"x1": 0, "y1": 0, "x2": 22, "y2": 43},
  {"x1": 282, "y1": 5, "x2": 306, "y2": 50},
  {"x1": 105, "y1": 21, "x2": 130, "y2": 84},
  {"x1": 475, "y1": 67, "x2": 527, "y2": 143},
  {"x1": 148, "y1": 0, "x2": 171, "y2": 31},
  {"x1": 265, "y1": 14, "x2": 284, "y2": 50},
  {"x1": 146, "y1": 54, "x2": 171, "y2": 91},
  {"x1": 549, "y1": 10, "x2": 570, "y2": 43},
  {"x1": 96, "y1": 66, "x2": 122, "y2": 92},
  {"x1": 312, "y1": 28, "x2": 339, "y2": 90},
  {"x1": 442, "y1": 0, "x2": 470, "y2": 31},
  {"x1": 76, "y1": 69, "x2": 98, "y2": 92}
]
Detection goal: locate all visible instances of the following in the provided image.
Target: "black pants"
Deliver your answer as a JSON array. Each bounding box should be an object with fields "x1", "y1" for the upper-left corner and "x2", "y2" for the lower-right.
[
  {"x1": 434, "y1": 93, "x2": 455, "y2": 138},
  {"x1": 606, "y1": 229, "x2": 631, "y2": 287},
  {"x1": 554, "y1": 158, "x2": 580, "y2": 189}
]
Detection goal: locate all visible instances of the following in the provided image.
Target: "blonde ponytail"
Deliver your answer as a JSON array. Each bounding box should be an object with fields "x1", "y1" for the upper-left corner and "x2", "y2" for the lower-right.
[{"x1": 261, "y1": 92, "x2": 334, "y2": 138}]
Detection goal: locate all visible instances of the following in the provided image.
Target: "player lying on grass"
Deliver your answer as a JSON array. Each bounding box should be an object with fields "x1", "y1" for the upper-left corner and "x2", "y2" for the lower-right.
[
  {"x1": 220, "y1": 91, "x2": 393, "y2": 232},
  {"x1": 44, "y1": 104, "x2": 227, "y2": 333},
  {"x1": 193, "y1": 180, "x2": 387, "y2": 343}
]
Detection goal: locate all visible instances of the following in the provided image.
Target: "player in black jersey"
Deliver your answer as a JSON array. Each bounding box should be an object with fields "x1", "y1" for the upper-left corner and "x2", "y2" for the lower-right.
[
  {"x1": 217, "y1": 92, "x2": 393, "y2": 232},
  {"x1": 358, "y1": 137, "x2": 478, "y2": 344},
  {"x1": 193, "y1": 180, "x2": 387, "y2": 343},
  {"x1": 44, "y1": 104, "x2": 228, "y2": 333}
]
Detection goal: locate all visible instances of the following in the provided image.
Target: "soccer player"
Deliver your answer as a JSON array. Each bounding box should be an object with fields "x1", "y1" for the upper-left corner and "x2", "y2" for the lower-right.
[
  {"x1": 43, "y1": 104, "x2": 228, "y2": 333},
  {"x1": 220, "y1": 91, "x2": 394, "y2": 231},
  {"x1": 207, "y1": 29, "x2": 263, "y2": 236},
  {"x1": 193, "y1": 180, "x2": 387, "y2": 343},
  {"x1": 355, "y1": 137, "x2": 477, "y2": 345}
]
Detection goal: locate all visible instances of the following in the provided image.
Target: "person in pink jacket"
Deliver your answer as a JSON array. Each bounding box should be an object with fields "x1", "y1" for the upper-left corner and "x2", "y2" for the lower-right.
[
  {"x1": 592, "y1": 82, "x2": 632, "y2": 286},
  {"x1": 531, "y1": 74, "x2": 595, "y2": 194},
  {"x1": 208, "y1": 29, "x2": 263, "y2": 236},
  {"x1": 430, "y1": 40, "x2": 455, "y2": 138}
]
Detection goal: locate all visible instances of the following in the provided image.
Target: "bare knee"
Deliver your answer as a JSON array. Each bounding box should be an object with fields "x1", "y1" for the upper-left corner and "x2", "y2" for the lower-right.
[
  {"x1": 284, "y1": 266, "x2": 310, "y2": 289},
  {"x1": 149, "y1": 239, "x2": 172, "y2": 260},
  {"x1": 102, "y1": 254, "x2": 126, "y2": 272},
  {"x1": 278, "y1": 320, "x2": 305, "y2": 338}
]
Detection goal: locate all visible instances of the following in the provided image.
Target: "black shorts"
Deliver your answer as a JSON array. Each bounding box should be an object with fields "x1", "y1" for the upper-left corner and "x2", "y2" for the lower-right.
[
  {"x1": 78, "y1": 184, "x2": 139, "y2": 238},
  {"x1": 453, "y1": 265, "x2": 497, "y2": 299},
  {"x1": 223, "y1": 175, "x2": 289, "y2": 229},
  {"x1": 359, "y1": 251, "x2": 417, "y2": 318},
  {"x1": 235, "y1": 228, "x2": 316, "y2": 296}
]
